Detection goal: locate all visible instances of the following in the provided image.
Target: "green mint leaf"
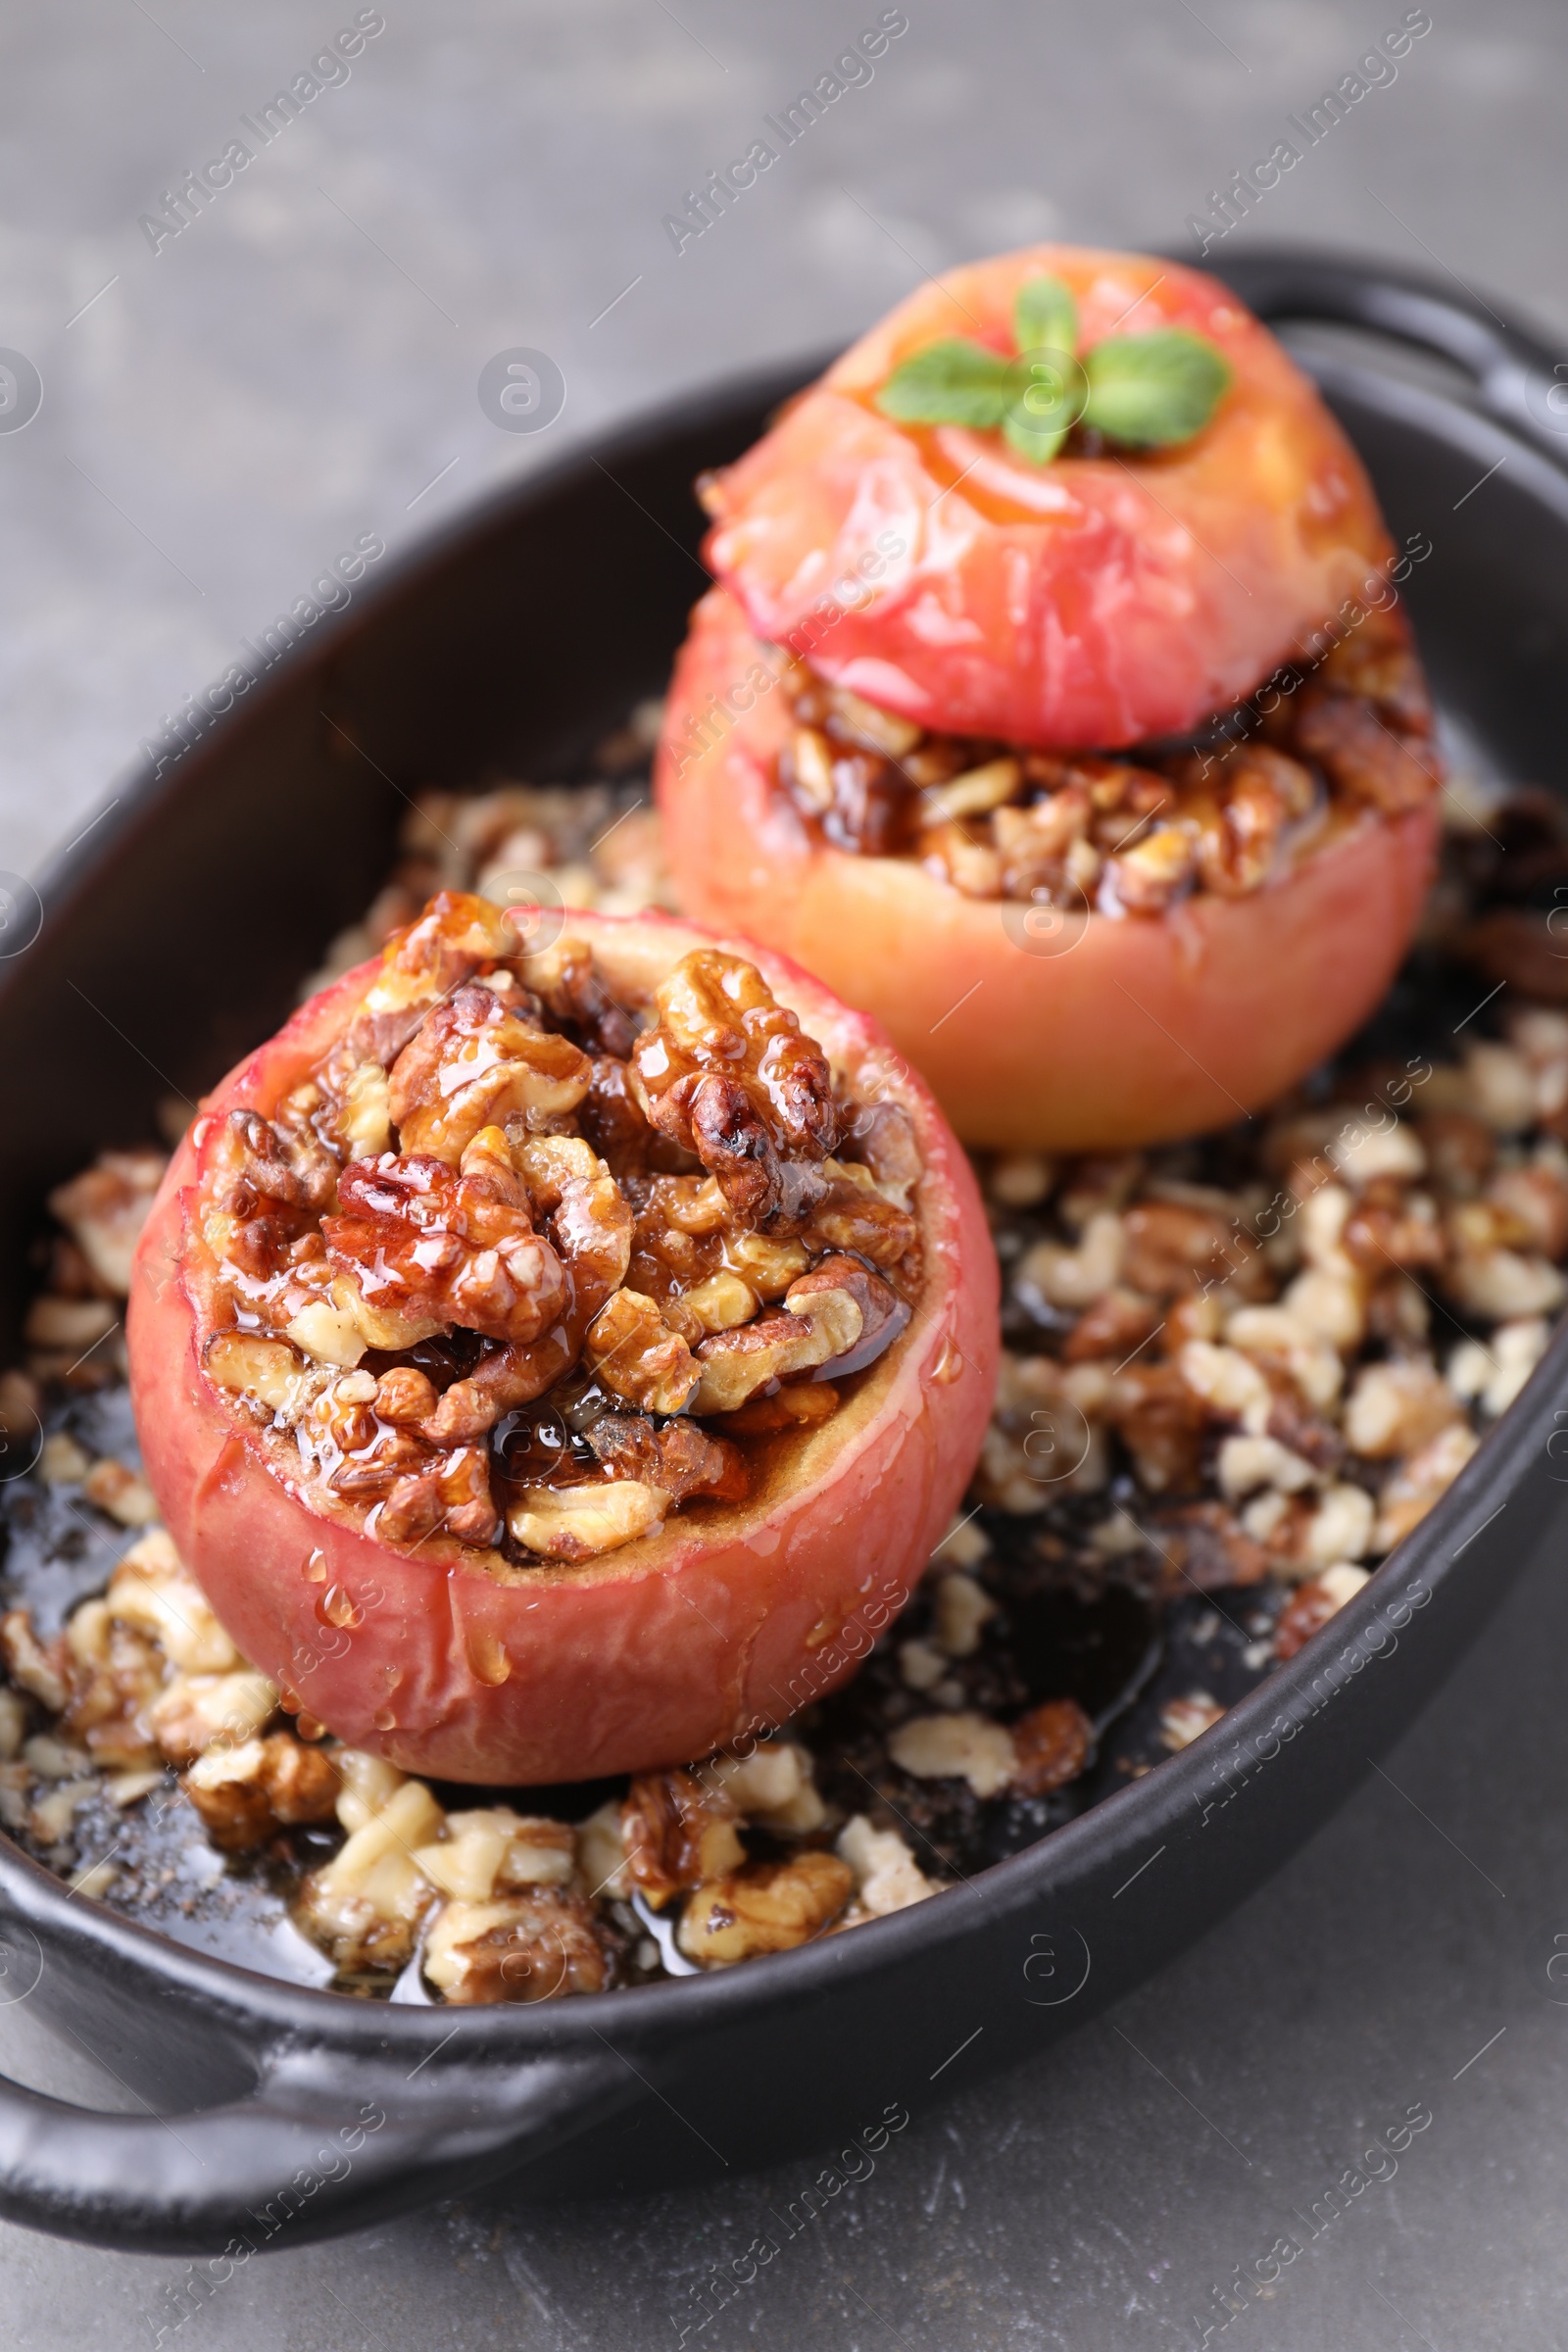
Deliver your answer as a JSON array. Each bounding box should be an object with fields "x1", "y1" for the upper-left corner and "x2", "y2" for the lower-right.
[
  {"x1": 1081, "y1": 330, "x2": 1231, "y2": 448},
  {"x1": 1012, "y1": 274, "x2": 1078, "y2": 359},
  {"x1": 875, "y1": 339, "x2": 1019, "y2": 428},
  {"x1": 1003, "y1": 411, "x2": 1069, "y2": 465},
  {"x1": 1002, "y1": 350, "x2": 1088, "y2": 465}
]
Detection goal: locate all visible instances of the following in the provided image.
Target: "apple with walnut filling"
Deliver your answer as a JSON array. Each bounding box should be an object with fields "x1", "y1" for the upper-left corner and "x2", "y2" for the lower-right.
[
  {"x1": 127, "y1": 894, "x2": 996, "y2": 1785},
  {"x1": 658, "y1": 241, "x2": 1441, "y2": 1150}
]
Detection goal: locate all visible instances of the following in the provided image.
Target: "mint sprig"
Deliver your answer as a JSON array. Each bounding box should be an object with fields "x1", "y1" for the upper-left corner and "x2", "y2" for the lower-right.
[
  {"x1": 873, "y1": 273, "x2": 1231, "y2": 466},
  {"x1": 873, "y1": 338, "x2": 1019, "y2": 429},
  {"x1": 1082, "y1": 330, "x2": 1231, "y2": 449},
  {"x1": 1013, "y1": 272, "x2": 1078, "y2": 361}
]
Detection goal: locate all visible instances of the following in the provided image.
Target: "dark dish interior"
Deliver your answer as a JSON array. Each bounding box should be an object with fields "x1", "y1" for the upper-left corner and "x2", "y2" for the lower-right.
[
  {"x1": 4, "y1": 263, "x2": 1568, "y2": 2018},
  {"x1": 4, "y1": 679, "x2": 1564, "y2": 2001}
]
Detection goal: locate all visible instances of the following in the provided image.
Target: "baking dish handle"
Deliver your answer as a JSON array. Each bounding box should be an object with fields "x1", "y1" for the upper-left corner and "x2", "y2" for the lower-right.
[
  {"x1": 1209, "y1": 248, "x2": 1568, "y2": 471},
  {"x1": 0, "y1": 2043, "x2": 633, "y2": 2255}
]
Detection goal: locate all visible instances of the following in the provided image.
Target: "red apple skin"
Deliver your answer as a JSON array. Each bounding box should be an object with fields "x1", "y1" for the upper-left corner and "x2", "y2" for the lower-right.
[
  {"x1": 695, "y1": 244, "x2": 1396, "y2": 756},
  {"x1": 127, "y1": 911, "x2": 998, "y2": 1786},
  {"x1": 656, "y1": 586, "x2": 1440, "y2": 1154}
]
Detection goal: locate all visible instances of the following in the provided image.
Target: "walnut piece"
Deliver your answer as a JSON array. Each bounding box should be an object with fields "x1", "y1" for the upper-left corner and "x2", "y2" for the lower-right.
[
  {"x1": 620, "y1": 1768, "x2": 745, "y2": 1908},
  {"x1": 376, "y1": 1443, "x2": 499, "y2": 1548},
  {"x1": 678, "y1": 1851, "x2": 855, "y2": 1964},
  {"x1": 1009, "y1": 1697, "x2": 1093, "y2": 1796},
  {"x1": 295, "y1": 1775, "x2": 444, "y2": 1972},
  {"x1": 422, "y1": 1887, "x2": 610, "y2": 2002},
  {"x1": 48, "y1": 1150, "x2": 166, "y2": 1297},
  {"x1": 631, "y1": 949, "x2": 838, "y2": 1227},
  {"x1": 413, "y1": 1807, "x2": 575, "y2": 1899},
  {"x1": 387, "y1": 983, "x2": 592, "y2": 1160},
  {"x1": 584, "y1": 1288, "x2": 701, "y2": 1414},
  {"x1": 888, "y1": 1711, "x2": 1018, "y2": 1798},
  {"x1": 520, "y1": 935, "x2": 638, "y2": 1058},
  {"x1": 323, "y1": 1141, "x2": 567, "y2": 1347},
  {"x1": 835, "y1": 1816, "x2": 935, "y2": 1916},
  {"x1": 346, "y1": 889, "x2": 514, "y2": 1064},
  {"x1": 507, "y1": 1477, "x2": 668, "y2": 1561},
  {"x1": 182, "y1": 1731, "x2": 339, "y2": 1851},
  {"x1": 583, "y1": 1412, "x2": 747, "y2": 1505},
  {"x1": 689, "y1": 1254, "x2": 906, "y2": 1415}
]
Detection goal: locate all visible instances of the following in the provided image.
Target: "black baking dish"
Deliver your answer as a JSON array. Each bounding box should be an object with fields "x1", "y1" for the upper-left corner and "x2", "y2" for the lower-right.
[{"x1": 3, "y1": 248, "x2": 1568, "y2": 2256}]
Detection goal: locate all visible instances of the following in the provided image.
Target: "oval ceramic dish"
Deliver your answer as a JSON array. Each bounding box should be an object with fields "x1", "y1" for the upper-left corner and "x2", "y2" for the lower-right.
[{"x1": 2, "y1": 249, "x2": 1568, "y2": 2254}]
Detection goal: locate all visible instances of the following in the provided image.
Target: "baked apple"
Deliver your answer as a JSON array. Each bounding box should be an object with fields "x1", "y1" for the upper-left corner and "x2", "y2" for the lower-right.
[
  {"x1": 126, "y1": 896, "x2": 996, "y2": 1785},
  {"x1": 656, "y1": 243, "x2": 1442, "y2": 1151}
]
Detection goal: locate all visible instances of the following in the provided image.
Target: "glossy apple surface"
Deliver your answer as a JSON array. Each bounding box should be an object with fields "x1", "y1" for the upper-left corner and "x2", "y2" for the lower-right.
[
  {"x1": 699, "y1": 244, "x2": 1395, "y2": 752},
  {"x1": 127, "y1": 909, "x2": 998, "y2": 1784}
]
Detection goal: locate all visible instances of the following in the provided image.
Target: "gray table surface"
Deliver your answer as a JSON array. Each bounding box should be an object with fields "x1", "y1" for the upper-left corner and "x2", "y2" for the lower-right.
[{"x1": 3, "y1": 2, "x2": 1568, "y2": 2343}]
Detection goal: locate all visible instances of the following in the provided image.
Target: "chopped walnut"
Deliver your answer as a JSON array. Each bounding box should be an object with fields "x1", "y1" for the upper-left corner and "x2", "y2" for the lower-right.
[
  {"x1": 583, "y1": 1412, "x2": 747, "y2": 1506},
  {"x1": 1102, "y1": 820, "x2": 1199, "y2": 913},
  {"x1": 1016, "y1": 1211, "x2": 1125, "y2": 1311},
  {"x1": 1487, "y1": 1163, "x2": 1568, "y2": 1259},
  {"x1": 99, "y1": 1529, "x2": 222, "y2": 1661},
  {"x1": 689, "y1": 1255, "x2": 904, "y2": 1415},
  {"x1": 631, "y1": 949, "x2": 838, "y2": 1227},
  {"x1": 677, "y1": 1851, "x2": 855, "y2": 1964},
  {"x1": 702, "y1": 1741, "x2": 825, "y2": 1834},
  {"x1": 39, "y1": 1430, "x2": 89, "y2": 1486},
  {"x1": 710, "y1": 1382, "x2": 841, "y2": 1438},
  {"x1": 205, "y1": 1331, "x2": 323, "y2": 1419},
  {"x1": 423, "y1": 1888, "x2": 611, "y2": 2002},
  {"x1": 80, "y1": 1458, "x2": 159, "y2": 1528},
  {"x1": 620, "y1": 1769, "x2": 744, "y2": 1908},
  {"x1": 917, "y1": 817, "x2": 1003, "y2": 899},
  {"x1": 1216, "y1": 1433, "x2": 1318, "y2": 1500},
  {"x1": 1447, "y1": 1316, "x2": 1549, "y2": 1417},
  {"x1": 1419, "y1": 1110, "x2": 1495, "y2": 1198},
  {"x1": 802, "y1": 1158, "x2": 919, "y2": 1267},
  {"x1": 841, "y1": 1101, "x2": 922, "y2": 1200},
  {"x1": 506, "y1": 1478, "x2": 669, "y2": 1562},
  {"x1": 1148, "y1": 1500, "x2": 1268, "y2": 1590},
  {"x1": 387, "y1": 984, "x2": 592, "y2": 1160},
  {"x1": 1274, "y1": 1565, "x2": 1370, "y2": 1661},
  {"x1": 1010, "y1": 1697, "x2": 1093, "y2": 1796},
  {"x1": 181, "y1": 1731, "x2": 339, "y2": 1851},
  {"x1": 835, "y1": 1816, "x2": 935, "y2": 1916},
  {"x1": 1158, "y1": 1691, "x2": 1225, "y2": 1750},
  {"x1": 1187, "y1": 747, "x2": 1312, "y2": 895},
  {"x1": 24, "y1": 1296, "x2": 117, "y2": 1352},
  {"x1": 413, "y1": 1807, "x2": 575, "y2": 1900},
  {"x1": 1343, "y1": 1359, "x2": 1460, "y2": 1459},
  {"x1": 149, "y1": 1670, "x2": 278, "y2": 1766},
  {"x1": 0, "y1": 1610, "x2": 70, "y2": 1712},
  {"x1": 1120, "y1": 1200, "x2": 1259, "y2": 1298},
  {"x1": 1294, "y1": 685, "x2": 1433, "y2": 812},
  {"x1": 324, "y1": 1143, "x2": 567, "y2": 1348},
  {"x1": 993, "y1": 789, "x2": 1093, "y2": 898},
  {"x1": 1375, "y1": 1421, "x2": 1480, "y2": 1551},
  {"x1": 346, "y1": 890, "x2": 514, "y2": 1065},
  {"x1": 931, "y1": 1572, "x2": 995, "y2": 1659},
  {"x1": 47, "y1": 1150, "x2": 166, "y2": 1297},
  {"x1": 888, "y1": 1710, "x2": 1018, "y2": 1798},
  {"x1": 584, "y1": 1288, "x2": 701, "y2": 1414},
  {"x1": 1109, "y1": 1361, "x2": 1210, "y2": 1493},
  {"x1": 295, "y1": 1775, "x2": 445, "y2": 1973},
  {"x1": 1063, "y1": 1286, "x2": 1161, "y2": 1365},
  {"x1": 376, "y1": 1445, "x2": 500, "y2": 1549},
  {"x1": 61, "y1": 1603, "x2": 165, "y2": 1770},
  {"x1": 519, "y1": 935, "x2": 638, "y2": 1058}
]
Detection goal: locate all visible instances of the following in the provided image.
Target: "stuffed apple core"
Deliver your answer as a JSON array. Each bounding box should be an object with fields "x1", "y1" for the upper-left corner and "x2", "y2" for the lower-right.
[{"x1": 127, "y1": 895, "x2": 997, "y2": 1783}]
